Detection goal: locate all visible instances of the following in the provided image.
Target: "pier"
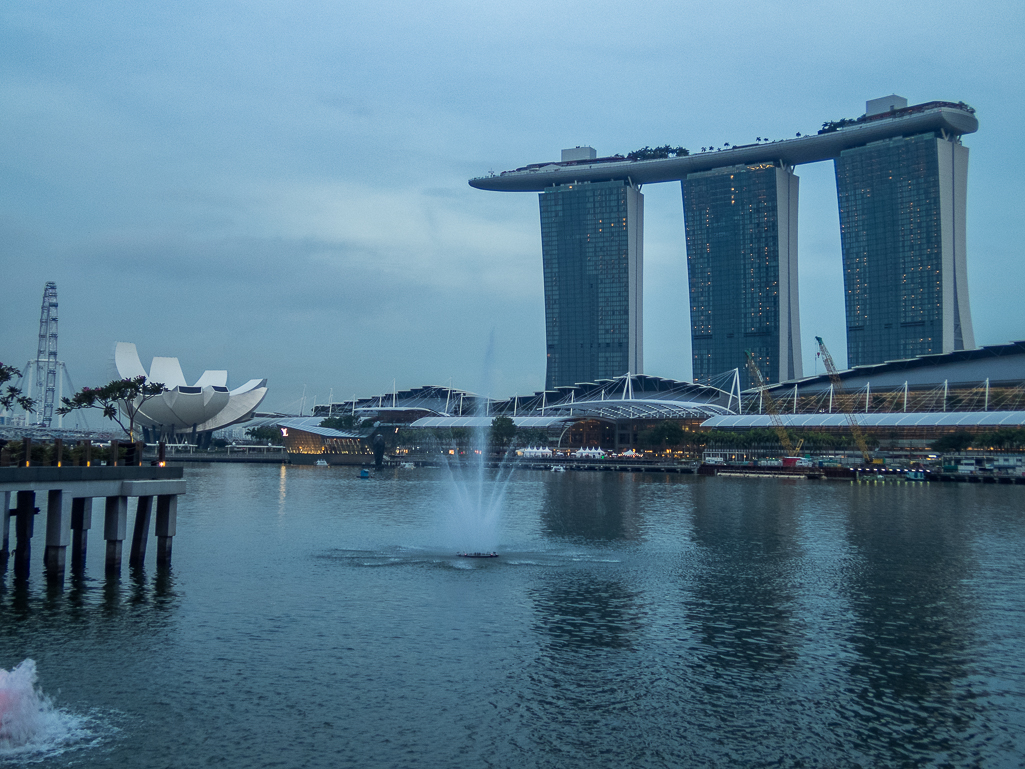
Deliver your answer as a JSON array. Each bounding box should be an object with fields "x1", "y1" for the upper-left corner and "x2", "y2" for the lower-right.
[
  {"x1": 1, "y1": 447, "x2": 185, "y2": 582},
  {"x1": 401, "y1": 456, "x2": 699, "y2": 474},
  {"x1": 697, "y1": 463, "x2": 1025, "y2": 484}
]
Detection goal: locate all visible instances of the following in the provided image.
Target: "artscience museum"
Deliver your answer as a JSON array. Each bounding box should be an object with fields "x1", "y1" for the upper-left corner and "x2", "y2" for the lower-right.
[{"x1": 114, "y1": 342, "x2": 268, "y2": 444}]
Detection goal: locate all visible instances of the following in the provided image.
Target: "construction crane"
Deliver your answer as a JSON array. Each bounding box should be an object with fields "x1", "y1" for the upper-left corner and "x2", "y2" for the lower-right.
[
  {"x1": 814, "y1": 336, "x2": 872, "y2": 465},
  {"x1": 744, "y1": 350, "x2": 802, "y2": 457}
]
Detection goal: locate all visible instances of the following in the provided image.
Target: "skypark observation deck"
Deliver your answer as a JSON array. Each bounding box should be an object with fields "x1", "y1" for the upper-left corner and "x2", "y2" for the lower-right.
[
  {"x1": 469, "y1": 99, "x2": 979, "y2": 391},
  {"x1": 469, "y1": 102, "x2": 977, "y2": 191}
]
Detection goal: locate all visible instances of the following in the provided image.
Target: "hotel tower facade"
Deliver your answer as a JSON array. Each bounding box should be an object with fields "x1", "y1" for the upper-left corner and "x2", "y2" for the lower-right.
[{"x1": 470, "y1": 97, "x2": 977, "y2": 390}]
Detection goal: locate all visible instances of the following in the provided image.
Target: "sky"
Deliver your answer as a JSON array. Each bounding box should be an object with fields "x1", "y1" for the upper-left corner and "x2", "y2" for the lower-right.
[{"x1": 2, "y1": 0, "x2": 1023, "y2": 414}]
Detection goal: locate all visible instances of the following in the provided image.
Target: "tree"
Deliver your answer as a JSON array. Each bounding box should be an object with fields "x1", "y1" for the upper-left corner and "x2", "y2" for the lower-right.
[
  {"x1": 490, "y1": 415, "x2": 517, "y2": 449},
  {"x1": 521, "y1": 429, "x2": 549, "y2": 447},
  {"x1": 246, "y1": 425, "x2": 282, "y2": 443},
  {"x1": 819, "y1": 117, "x2": 858, "y2": 135},
  {"x1": 57, "y1": 376, "x2": 165, "y2": 440},
  {"x1": 321, "y1": 414, "x2": 363, "y2": 430},
  {"x1": 450, "y1": 428, "x2": 472, "y2": 453},
  {"x1": 933, "y1": 431, "x2": 974, "y2": 453},
  {"x1": 640, "y1": 421, "x2": 685, "y2": 451},
  {"x1": 0, "y1": 362, "x2": 35, "y2": 413}
]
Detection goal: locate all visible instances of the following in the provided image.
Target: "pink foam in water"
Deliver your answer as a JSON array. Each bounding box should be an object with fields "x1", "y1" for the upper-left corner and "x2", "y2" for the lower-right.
[{"x1": 0, "y1": 659, "x2": 51, "y2": 748}]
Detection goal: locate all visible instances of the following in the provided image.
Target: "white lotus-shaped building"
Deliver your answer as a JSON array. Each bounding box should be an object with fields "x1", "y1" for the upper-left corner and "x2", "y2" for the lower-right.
[{"x1": 115, "y1": 342, "x2": 268, "y2": 440}]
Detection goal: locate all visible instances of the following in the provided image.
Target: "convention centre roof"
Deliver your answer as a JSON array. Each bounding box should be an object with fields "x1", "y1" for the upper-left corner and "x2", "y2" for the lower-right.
[
  {"x1": 409, "y1": 416, "x2": 573, "y2": 430},
  {"x1": 494, "y1": 373, "x2": 736, "y2": 415},
  {"x1": 702, "y1": 411, "x2": 1025, "y2": 431},
  {"x1": 759, "y1": 341, "x2": 1025, "y2": 396}
]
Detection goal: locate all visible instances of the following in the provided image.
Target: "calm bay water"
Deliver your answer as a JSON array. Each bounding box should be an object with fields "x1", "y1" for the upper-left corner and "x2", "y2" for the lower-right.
[{"x1": 1, "y1": 464, "x2": 1024, "y2": 767}]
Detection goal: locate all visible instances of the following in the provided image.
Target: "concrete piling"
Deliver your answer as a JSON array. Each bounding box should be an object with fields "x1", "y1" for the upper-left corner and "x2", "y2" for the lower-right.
[
  {"x1": 155, "y1": 495, "x2": 177, "y2": 567},
  {"x1": 1, "y1": 490, "x2": 10, "y2": 557},
  {"x1": 70, "y1": 497, "x2": 92, "y2": 572},
  {"x1": 104, "y1": 495, "x2": 128, "y2": 574},
  {"x1": 129, "y1": 496, "x2": 153, "y2": 569},
  {"x1": 14, "y1": 490, "x2": 36, "y2": 578},
  {"x1": 0, "y1": 460, "x2": 185, "y2": 581},
  {"x1": 44, "y1": 489, "x2": 71, "y2": 581}
]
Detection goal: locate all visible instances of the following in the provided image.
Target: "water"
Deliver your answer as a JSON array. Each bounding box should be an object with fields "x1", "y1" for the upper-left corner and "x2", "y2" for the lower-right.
[
  {"x1": 1, "y1": 465, "x2": 1023, "y2": 767},
  {"x1": 439, "y1": 430, "x2": 514, "y2": 554}
]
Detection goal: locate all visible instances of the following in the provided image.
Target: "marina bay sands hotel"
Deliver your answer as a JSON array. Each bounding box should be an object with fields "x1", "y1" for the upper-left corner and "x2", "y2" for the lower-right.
[{"x1": 469, "y1": 96, "x2": 978, "y2": 390}]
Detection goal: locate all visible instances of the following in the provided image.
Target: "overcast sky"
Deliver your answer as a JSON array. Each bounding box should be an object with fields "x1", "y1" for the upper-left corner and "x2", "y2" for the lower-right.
[{"x1": 2, "y1": 0, "x2": 1022, "y2": 414}]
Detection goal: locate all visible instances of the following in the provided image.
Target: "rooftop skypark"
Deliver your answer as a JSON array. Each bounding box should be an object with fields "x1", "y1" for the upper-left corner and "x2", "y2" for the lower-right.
[{"x1": 469, "y1": 100, "x2": 977, "y2": 191}]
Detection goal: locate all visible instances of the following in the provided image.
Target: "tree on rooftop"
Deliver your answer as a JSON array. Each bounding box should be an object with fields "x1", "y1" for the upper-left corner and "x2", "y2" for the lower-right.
[
  {"x1": 626, "y1": 145, "x2": 689, "y2": 161},
  {"x1": 57, "y1": 376, "x2": 165, "y2": 441}
]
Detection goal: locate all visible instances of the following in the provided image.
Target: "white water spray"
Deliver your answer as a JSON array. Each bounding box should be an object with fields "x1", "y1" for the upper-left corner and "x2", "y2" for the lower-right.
[
  {"x1": 439, "y1": 330, "x2": 517, "y2": 553},
  {"x1": 0, "y1": 659, "x2": 89, "y2": 759}
]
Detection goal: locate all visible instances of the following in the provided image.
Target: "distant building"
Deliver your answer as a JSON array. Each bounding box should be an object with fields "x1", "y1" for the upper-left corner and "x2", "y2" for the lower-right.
[
  {"x1": 539, "y1": 178, "x2": 643, "y2": 389},
  {"x1": 316, "y1": 348, "x2": 1025, "y2": 453},
  {"x1": 683, "y1": 163, "x2": 802, "y2": 389},
  {"x1": 277, "y1": 418, "x2": 373, "y2": 465},
  {"x1": 865, "y1": 94, "x2": 908, "y2": 116},
  {"x1": 470, "y1": 97, "x2": 978, "y2": 384},
  {"x1": 835, "y1": 114, "x2": 974, "y2": 365},
  {"x1": 703, "y1": 340, "x2": 1025, "y2": 440},
  {"x1": 115, "y1": 342, "x2": 268, "y2": 445},
  {"x1": 561, "y1": 146, "x2": 597, "y2": 162}
]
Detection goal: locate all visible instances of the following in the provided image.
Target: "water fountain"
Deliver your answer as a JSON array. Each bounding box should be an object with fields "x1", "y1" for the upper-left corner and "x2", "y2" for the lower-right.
[
  {"x1": 0, "y1": 659, "x2": 86, "y2": 758},
  {"x1": 437, "y1": 334, "x2": 517, "y2": 557},
  {"x1": 437, "y1": 405, "x2": 518, "y2": 557}
]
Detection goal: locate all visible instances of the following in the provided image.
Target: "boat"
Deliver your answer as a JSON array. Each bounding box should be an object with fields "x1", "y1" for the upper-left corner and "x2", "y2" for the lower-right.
[
  {"x1": 315, "y1": 459, "x2": 329, "y2": 467},
  {"x1": 457, "y1": 552, "x2": 499, "y2": 558},
  {"x1": 550, "y1": 466, "x2": 566, "y2": 473},
  {"x1": 359, "y1": 467, "x2": 370, "y2": 478},
  {"x1": 907, "y1": 469, "x2": 927, "y2": 481}
]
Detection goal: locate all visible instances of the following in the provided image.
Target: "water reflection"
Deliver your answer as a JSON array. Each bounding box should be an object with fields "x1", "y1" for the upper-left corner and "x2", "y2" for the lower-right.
[
  {"x1": 278, "y1": 464, "x2": 287, "y2": 516},
  {"x1": 522, "y1": 569, "x2": 657, "y2": 764},
  {"x1": 531, "y1": 574, "x2": 644, "y2": 650},
  {"x1": 4, "y1": 574, "x2": 33, "y2": 619},
  {"x1": 0, "y1": 567, "x2": 179, "y2": 619},
  {"x1": 840, "y1": 485, "x2": 980, "y2": 759},
  {"x1": 66, "y1": 571, "x2": 89, "y2": 609},
  {"x1": 684, "y1": 479, "x2": 804, "y2": 673},
  {"x1": 540, "y1": 473, "x2": 642, "y2": 542}
]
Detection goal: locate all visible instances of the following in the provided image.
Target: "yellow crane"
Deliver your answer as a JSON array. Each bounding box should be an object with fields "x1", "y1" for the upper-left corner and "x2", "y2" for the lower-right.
[
  {"x1": 744, "y1": 350, "x2": 802, "y2": 457},
  {"x1": 814, "y1": 336, "x2": 872, "y2": 465}
]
